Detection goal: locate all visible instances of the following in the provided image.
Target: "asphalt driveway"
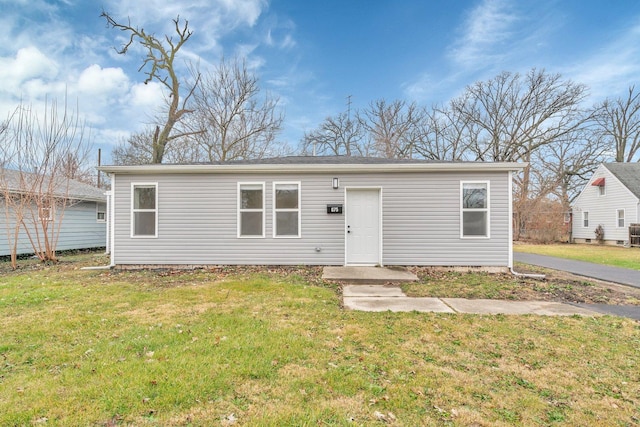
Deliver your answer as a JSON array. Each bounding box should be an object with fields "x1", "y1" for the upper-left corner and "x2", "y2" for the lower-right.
[
  {"x1": 514, "y1": 252, "x2": 640, "y2": 288},
  {"x1": 514, "y1": 252, "x2": 640, "y2": 320}
]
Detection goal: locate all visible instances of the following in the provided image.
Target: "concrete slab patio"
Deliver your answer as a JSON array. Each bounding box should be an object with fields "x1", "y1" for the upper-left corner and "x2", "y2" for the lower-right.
[{"x1": 323, "y1": 266, "x2": 418, "y2": 284}]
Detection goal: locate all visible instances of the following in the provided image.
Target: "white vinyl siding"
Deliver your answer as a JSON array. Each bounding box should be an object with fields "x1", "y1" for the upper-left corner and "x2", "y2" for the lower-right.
[
  {"x1": 0, "y1": 200, "x2": 107, "y2": 256},
  {"x1": 461, "y1": 181, "x2": 490, "y2": 238},
  {"x1": 572, "y1": 164, "x2": 640, "y2": 243},
  {"x1": 131, "y1": 183, "x2": 157, "y2": 238},
  {"x1": 617, "y1": 209, "x2": 625, "y2": 228},
  {"x1": 238, "y1": 182, "x2": 265, "y2": 238},
  {"x1": 273, "y1": 182, "x2": 301, "y2": 238},
  {"x1": 111, "y1": 171, "x2": 512, "y2": 267},
  {"x1": 583, "y1": 211, "x2": 589, "y2": 228}
]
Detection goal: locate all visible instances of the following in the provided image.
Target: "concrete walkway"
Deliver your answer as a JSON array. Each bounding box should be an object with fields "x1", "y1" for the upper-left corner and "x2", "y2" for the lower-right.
[
  {"x1": 514, "y1": 252, "x2": 640, "y2": 288},
  {"x1": 342, "y1": 284, "x2": 599, "y2": 316}
]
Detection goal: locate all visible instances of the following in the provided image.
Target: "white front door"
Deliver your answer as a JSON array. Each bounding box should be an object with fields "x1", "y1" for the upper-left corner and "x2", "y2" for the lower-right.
[{"x1": 346, "y1": 189, "x2": 381, "y2": 265}]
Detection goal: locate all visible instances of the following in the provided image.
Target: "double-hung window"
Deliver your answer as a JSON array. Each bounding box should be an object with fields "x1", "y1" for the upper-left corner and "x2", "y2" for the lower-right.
[
  {"x1": 617, "y1": 209, "x2": 625, "y2": 228},
  {"x1": 274, "y1": 182, "x2": 301, "y2": 238},
  {"x1": 131, "y1": 183, "x2": 157, "y2": 237},
  {"x1": 583, "y1": 211, "x2": 589, "y2": 228},
  {"x1": 461, "y1": 181, "x2": 489, "y2": 238},
  {"x1": 238, "y1": 183, "x2": 265, "y2": 237},
  {"x1": 96, "y1": 203, "x2": 106, "y2": 223}
]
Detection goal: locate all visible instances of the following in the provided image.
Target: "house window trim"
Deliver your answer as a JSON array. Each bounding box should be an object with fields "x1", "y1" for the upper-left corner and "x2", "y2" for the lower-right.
[
  {"x1": 598, "y1": 185, "x2": 606, "y2": 196},
  {"x1": 273, "y1": 181, "x2": 301, "y2": 239},
  {"x1": 96, "y1": 203, "x2": 106, "y2": 223},
  {"x1": 582, "y1": 211, "x2": 589, "y2": 228},
  {"x1": 616, "y1": 209, "x2": 625, "y2": 228},
  {"x1": 130, "y1": 182, "x2": 158, "y2": 239},
  {"x1": 38, "y1": 201, "x2": 53, "y2": 222},
  {"x1": 460, "y1": 180, "x2": 491, "y2": 239},
  {"x1": 237, "y1": 182, "x2": 265, "y2": 238}
]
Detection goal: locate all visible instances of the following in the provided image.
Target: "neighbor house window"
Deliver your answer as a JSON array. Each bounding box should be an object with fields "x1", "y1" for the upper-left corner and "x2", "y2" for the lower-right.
[
  {"x1": 131, "y1": 183, "x2": 157, "y2": 238},
  {"x1": 461, "y1": 181, "x2": 489, "y2": 238},
  {"x1": 273, "y1": 182, "x2": 301, "y2": 238},
  {"x1": 238, "y1": 183, "x2": 264, "y2": 237},
  {"x1": 583, "y1": 211, "x2": 589, "y2": 228},
  {"x1": 96, "y1": 203, "x2": 106, "y2": 223},
  {"x1": 617, "y1": 209, "x2": 625, "y2": 228},
  {"x1": 38, "y1": 201, "x2": 53, "y2": 222},
  {"x1": 599, "y1": 185, "x2": 605, "y2": 196}
]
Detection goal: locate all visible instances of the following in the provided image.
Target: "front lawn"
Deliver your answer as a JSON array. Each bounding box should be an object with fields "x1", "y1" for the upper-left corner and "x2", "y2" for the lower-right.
[
  {"x1": 1, "y1": 254, "x2": 639, "y2": 426},
  {"x1": 514, "y1": 242, "x2": 640, "y2": 271}
]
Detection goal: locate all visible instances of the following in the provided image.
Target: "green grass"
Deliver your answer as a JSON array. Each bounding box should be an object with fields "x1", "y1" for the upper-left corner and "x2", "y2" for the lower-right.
[
  {"x1": 1, "y1": 254, "x2": 639, "y2": 425},
  {"x1": 514, "y1": 243, "x2": 640, "y2": 270}
]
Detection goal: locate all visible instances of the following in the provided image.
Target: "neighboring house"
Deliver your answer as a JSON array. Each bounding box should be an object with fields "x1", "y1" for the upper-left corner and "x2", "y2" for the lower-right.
[
  {"x1": 0, "y1": 168, "x2": 107, "y2": 256},
  {"x1": 571, "y1": 162, "x2": 640, "y2": 245},
  {"x1": 98, "y1": 156, "x2": 524, "y2": 269}
]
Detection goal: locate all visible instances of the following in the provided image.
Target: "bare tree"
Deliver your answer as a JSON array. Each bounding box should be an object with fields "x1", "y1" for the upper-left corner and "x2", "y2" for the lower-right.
[
  {"x1": 413, "y1": 104, "x2": 478, "y2": 161},
  {"x1": 593, "y1": 85, "x2": 640, "y2": 162},
  {"x1": 359, "y1": 99, "x2": 424, "y2": 158},
  {"x1": 300, "y1": 111, "x2": 370, "y2": 156},
  {"x1": 0, "y1": 99, "x2": 91, "y2": 265},
  {"x1": 180, "y1": 58, "x2": 284, "y2": 162},
  {"x1": 102, "y1": 12, "x2": 200, "y2": 163}
]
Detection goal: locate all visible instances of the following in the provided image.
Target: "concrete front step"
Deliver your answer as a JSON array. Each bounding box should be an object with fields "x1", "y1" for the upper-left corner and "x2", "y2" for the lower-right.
[
  {"x1": 342, "y1": 284, "x2": 406, "y2": 297},
  {"x1": 323, "y1": 266, "x2": 418, "y2": 284}
]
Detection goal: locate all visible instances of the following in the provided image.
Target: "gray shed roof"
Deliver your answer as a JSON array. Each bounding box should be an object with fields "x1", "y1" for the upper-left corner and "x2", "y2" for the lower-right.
[
  {"x1": 0, "y1": 168, "x2": 106, "y2": 202},
  {"x1": 99, "y1": 155, "x2": 525, "y2": 174},
  {"x1": 603, "y1": 163, "x2": 640, "y2": 199}
]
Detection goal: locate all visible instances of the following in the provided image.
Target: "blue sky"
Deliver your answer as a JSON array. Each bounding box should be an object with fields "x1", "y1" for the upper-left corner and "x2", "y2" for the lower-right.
[{"x1": 2, "y1": 0, "x2": 640, "y2": 164}]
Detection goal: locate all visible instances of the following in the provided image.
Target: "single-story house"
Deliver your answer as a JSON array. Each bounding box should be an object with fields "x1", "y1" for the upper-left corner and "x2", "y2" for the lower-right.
[
  {"x1": 0, "y1": 168, "x2": 107, "y2": 256},
  {"x1": 98, "y1": 156, "x2": 524, "y2": 269},
  {"x1": 571, "y1": 162, "x2": 640, "y2": 245}
]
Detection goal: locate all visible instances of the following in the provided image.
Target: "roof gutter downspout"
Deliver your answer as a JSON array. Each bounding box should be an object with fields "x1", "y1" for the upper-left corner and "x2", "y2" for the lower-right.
[
  {"x1": 508, "y1": 171, "x2": 545, "y2": 279},
  {"x1": 509, "y1": 267, "x2": 546, "y2": 279}
]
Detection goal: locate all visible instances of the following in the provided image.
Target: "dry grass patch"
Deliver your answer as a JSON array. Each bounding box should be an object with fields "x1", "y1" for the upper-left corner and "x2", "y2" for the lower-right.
[{"x1": 404, "y1": 267, "x2": 640, "y2": 305}]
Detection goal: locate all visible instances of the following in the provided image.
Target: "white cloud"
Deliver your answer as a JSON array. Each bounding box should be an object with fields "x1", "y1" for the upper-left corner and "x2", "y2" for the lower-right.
[
  {"x1": 564, "y1": 20, "x2": 640, "y2": 100},
  {"x1": 78, "y1": 64, "x2": 130, "y2": 98},
  {"x1": 402, "y1": 72, "x2": 432, "y2": 103},
  {"x1": 129, "y1": 81, "x2": 165, "y2": 109},
  {"x1": 448, "y1": 0, "x2": 519, "y2": 67},
  {"x1": 0, "y1": 47, "x2": 59, "y2": 95}
]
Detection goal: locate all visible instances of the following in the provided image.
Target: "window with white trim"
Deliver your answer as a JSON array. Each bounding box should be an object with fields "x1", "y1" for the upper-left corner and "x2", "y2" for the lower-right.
[
  {"x1": 274, "y1": 182, "x2": 300, "y2": 237},
  {"x1": 38, "y1": 200, "x2": 53, "y2": 222},
  {"x1": 131, "y1": 183, "x2": 157, "y2": 237},
  {"x1": 617, "y1": 209, "x2": 625, "y2": 228},
  {"x1": 97, "y1": 203, "x2": 106, "y2": 223},
  {"x1": 238, "y1": 183, "x2": 264, "y2": 237},
  {"x1": 461, "y1": 182, "x2": 489, "y2": 238},
  {"x1": 583, "y1": 211, "x2": 589, "y2": 228}
]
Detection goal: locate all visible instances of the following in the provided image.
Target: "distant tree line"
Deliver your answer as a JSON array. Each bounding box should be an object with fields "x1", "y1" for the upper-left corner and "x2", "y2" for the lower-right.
[{"x1": 105, "y1": 13, "x2": 640, "y2": 242}]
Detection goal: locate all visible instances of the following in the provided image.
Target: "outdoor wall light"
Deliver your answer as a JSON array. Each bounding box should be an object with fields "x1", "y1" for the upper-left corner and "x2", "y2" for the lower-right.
[{"x1": 332, "y1": 177, "x2": 339, "y2": 189}]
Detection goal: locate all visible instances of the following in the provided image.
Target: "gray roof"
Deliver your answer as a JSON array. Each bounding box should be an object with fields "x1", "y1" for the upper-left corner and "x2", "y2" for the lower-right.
[
  {"x1": 215, "y1": 155, "x2": 447, "y2": 165},
  {"x1": 0, "y1": 168, "x2": 106, "y2": 202},
  {"x1": 603, "y1": 163, "x2": 640, "y2": 199},
  {"x1": 99, "y1": 155, "x2": 525, "y2": 175}
]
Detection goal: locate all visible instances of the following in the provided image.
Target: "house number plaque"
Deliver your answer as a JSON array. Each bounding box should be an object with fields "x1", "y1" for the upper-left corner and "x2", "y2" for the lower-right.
[{"x1": 327, "y1": 204, "x2": 343, "y2": 214}]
